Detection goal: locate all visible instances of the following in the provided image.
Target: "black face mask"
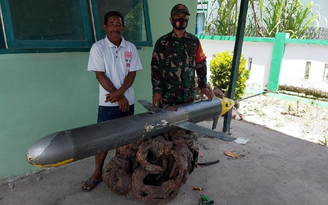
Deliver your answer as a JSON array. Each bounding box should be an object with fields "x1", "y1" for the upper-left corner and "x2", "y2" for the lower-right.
[{"x1": 171, "y1": 18, "x2": 189, "y2": 30}]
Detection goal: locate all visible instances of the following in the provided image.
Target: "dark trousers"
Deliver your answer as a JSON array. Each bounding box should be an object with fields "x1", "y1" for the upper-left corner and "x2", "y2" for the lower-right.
[{"x1": 97, "y1": 105, "x2": 134, "y2": 123}]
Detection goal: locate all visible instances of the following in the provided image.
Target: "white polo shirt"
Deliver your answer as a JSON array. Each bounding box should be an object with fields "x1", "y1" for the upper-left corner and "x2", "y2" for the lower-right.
[{"x1": 87, "y1": 37, "x2": 143, "y2": 106}]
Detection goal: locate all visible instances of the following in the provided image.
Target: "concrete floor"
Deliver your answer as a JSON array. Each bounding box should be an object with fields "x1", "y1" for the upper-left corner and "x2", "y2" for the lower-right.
[{"x1": 1, "y1": 119, "x2": 328, "y2": 205}]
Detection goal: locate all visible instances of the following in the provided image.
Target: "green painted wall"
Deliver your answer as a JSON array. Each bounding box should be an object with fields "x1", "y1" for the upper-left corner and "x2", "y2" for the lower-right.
[
  {"x1": 0, "y1": 53, "x2": 96, "y2": 178},
  {"x1": 0, "y1": 0, "x2": 196, "y2": 180},
  {"x1": 267, "y1": 33, "x2": 288, "y2": 91}
]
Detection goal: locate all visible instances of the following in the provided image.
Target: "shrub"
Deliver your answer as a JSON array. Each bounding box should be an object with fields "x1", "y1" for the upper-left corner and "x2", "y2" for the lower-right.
[{"x1": 209, "y1": 51, "x2": 250, "y2": 100}]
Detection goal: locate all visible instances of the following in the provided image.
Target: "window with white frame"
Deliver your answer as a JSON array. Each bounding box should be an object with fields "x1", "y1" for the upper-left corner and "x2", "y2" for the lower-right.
[{"x1": 0, "y1": 0, "x2": 152, "y2": 51}]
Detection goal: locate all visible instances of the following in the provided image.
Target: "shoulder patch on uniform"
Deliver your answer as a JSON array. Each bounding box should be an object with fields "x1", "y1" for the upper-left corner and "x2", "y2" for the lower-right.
[{"x1": 195, "y1": 42, "x2": 207, "y2": 63}]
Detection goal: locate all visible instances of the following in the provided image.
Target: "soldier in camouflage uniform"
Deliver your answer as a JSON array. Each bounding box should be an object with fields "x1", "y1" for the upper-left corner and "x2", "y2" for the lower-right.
[{"x1": 151, "y1": 3, "x2": 213, "y2": 108}]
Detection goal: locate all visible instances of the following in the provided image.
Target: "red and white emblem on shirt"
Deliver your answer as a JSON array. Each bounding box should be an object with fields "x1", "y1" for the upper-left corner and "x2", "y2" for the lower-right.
[
  {"x1": 124, "y1": 51, "x2": 132, "y2": 59},
  {"x1": 125, "y1": 51, "x2": 132, "y2": 70}
]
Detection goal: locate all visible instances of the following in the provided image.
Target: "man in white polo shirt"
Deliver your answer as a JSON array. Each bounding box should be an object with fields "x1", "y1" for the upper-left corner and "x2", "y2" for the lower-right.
[{"x1": 83, "y1": 11, "x2": 143, "y2": 192}]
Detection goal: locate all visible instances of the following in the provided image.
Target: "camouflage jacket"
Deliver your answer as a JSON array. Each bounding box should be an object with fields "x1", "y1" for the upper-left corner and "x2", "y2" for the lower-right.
[{"x1": 151, "y1": 31, "x2": 207, "y2": 105}]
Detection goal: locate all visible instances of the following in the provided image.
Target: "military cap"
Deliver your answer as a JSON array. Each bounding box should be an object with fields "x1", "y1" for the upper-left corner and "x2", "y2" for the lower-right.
[{"x1": 171, "y1": 3, "x2": 190, "y2": 17}]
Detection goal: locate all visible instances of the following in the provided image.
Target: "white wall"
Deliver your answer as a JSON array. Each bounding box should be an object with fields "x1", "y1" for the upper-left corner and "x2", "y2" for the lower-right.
[
  {"x1": 201, "y1": 39, "x2": 328, "y2": 92},
  {"x1": 201, "y1": 40, "x2": 273, "y2": 90},
  {"x1": 280, "y1": 44, "x2": 328, "y2": 92}
]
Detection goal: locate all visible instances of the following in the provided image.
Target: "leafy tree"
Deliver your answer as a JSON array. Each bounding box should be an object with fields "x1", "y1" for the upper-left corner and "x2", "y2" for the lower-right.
[
  {"x1": 205, "y1": 0, "x2": 239, "y2": 36},
  {"x1": 203, "y1": 0, "x2": 321, "y2": 39},
  {"x1": 248, "y1": 0, "x2": 320, "y2": 38}
]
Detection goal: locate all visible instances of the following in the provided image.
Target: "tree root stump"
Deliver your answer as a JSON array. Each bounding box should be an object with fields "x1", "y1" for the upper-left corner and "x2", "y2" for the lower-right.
[{"x1": 102, "y1": 128, "x2": 199, "y2": 204}]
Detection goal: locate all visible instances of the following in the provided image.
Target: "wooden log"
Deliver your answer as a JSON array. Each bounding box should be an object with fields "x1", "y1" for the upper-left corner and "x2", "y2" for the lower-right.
[{"x1": 102, "y1": 128, "x2": 199, "y2": 204}]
